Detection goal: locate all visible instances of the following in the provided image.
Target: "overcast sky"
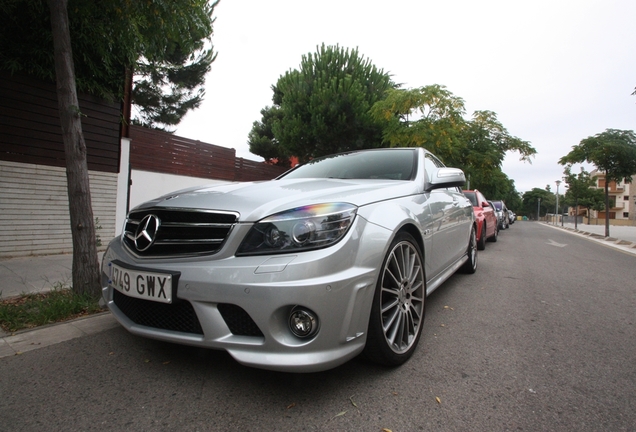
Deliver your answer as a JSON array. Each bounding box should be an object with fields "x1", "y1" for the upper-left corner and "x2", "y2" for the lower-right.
[{"x1": 175, "y1": 0, "x2": 636, "y2": 194}]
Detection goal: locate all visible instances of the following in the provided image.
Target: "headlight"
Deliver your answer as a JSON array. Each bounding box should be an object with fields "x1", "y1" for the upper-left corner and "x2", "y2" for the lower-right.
[{"x1": 236, "y1": 203, "x2": 357, "y2": 255}]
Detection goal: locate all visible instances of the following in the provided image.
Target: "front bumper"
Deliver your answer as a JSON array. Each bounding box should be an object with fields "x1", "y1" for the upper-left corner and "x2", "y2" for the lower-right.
[{"x1": 101, "y1": 217, "x2": 391, "y2": 372}]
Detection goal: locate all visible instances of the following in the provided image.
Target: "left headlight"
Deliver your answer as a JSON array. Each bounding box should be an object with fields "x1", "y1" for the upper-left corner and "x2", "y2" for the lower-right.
[{"x1": 236, "y1": 203, "x2": 357, "y2": 256}]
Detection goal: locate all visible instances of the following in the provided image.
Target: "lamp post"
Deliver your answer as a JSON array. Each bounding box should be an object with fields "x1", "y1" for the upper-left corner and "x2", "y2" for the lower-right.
[
  {"x1": 537, "y1": 197, "x2": 541, "y2": 221},
  {"x1": 555, "y1": 180, "x2": 561, "y2": 225}
]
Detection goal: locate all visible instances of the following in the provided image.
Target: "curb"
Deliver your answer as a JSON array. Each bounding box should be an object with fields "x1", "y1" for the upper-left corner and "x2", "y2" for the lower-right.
[
  {"x1": 542, "y1": 223, "x2": 636, "y2": 255},
  {"x1": 0, "y1": 311, "x2": 118, "y2": 359}
]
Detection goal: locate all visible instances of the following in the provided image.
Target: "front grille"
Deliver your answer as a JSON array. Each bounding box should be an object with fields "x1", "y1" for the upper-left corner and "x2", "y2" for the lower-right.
[
  {"x1": 123, "y1": 208, "x2": 238, "y2": 257},
  {"x1": 218, "y1": 303, "x2": 264, "y2": 337},
  {"x1": 113, "y1": 290, "x2": 204, "y2": 335}
]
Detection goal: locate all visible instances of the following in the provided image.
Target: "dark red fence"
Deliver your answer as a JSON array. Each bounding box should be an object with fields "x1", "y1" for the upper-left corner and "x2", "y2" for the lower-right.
[
  {"x1": 0, "y1": 72, "x2": 121, "y2": 173},
  {"x1": 129, "y1": 125, "x2": 286, "y2": 182}
]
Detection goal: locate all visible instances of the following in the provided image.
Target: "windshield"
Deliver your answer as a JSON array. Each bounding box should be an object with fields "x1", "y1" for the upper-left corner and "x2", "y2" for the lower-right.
[
  {"x1": 280, "y1": 149, "x2": 417, "y2": 181},
  {"x1": 463, "y1": 192, "x2": 478, "y2": 206},
  {"x1": 492, "y1": 201, "x2": 503, "y2": 211}
]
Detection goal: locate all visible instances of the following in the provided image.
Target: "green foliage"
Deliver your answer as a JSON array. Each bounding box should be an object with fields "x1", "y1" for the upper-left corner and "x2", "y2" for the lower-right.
[
  {"x1": 560, "y1": 129, "x2": 636, "y2": 232},
  {"x1": 371, "y1": 85, "x2": 466, "y2": 162},
  {"x1": 247, "y1": 106, "x2": 290, "y2": 167},
  {"x1": 249, "y1": 44, "x2": 395, "y2": 163},
  {"x1": 0, "y1": 284, "x2": 102, "y2": 333},
  {"x1": 522, "y1": 188, "x2": 556, "y2": 219},
  {"x1": 249, "y1": 49, "x2": 533, "y2": 203},
  {"x1": 129, "y1": 0, "x2": 218, "y2": 129},
  {"x1": 559, "y1": 129, "x2": 636, "y2": 184},
  {"x1": 370, "y1": 86, "x2": 535, "y2": 202},
  {"x1": 95, "y1": 217, "x2": 102, "y2": 247},
  {"x1": 0, "y1": 0, "x2": 218, "y2": 128},
  {"x1": 562, "y1": 166, "x2": 604, "y2": 213}
]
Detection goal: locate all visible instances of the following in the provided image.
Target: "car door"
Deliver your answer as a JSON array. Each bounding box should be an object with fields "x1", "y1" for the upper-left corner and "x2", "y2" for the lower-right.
[
  {"x1": 422, "y1": 154, "x2": 460, "y2": 277},
  {"x1": 445, "y1": 186, "x2": 472, "y2": 261}
]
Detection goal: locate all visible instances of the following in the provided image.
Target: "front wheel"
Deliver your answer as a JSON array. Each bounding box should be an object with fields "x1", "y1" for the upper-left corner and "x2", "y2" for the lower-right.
[
  {"x1": 363, "y1": 232, "x2": 426, "y2": 366},
  {"x1": 477, "y1": 223, "x2": 486, "y2": 250},
  {"x1": 460, "y1": 225, "x2": 478, "y2": 274}
]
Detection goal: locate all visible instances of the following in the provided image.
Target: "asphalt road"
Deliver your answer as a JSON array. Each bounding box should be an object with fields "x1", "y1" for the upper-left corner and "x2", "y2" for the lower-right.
[{"x1": 1, "y1": 222, "x2": 635, "y2": 431}]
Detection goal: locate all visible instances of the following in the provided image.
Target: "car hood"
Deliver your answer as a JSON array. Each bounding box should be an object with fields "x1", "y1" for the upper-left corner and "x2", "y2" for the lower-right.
[{"x1": 134, "y1": 178, "x2": 421, "y2": 222}]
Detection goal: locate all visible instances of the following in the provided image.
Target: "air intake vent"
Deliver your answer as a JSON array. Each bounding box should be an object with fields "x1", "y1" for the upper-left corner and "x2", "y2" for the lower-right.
[{"x1": 113, "y1": 290, "x2": 204, "y2": 335}]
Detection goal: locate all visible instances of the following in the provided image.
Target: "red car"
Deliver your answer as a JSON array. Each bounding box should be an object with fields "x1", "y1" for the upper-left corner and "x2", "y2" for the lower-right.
[{"x1": 463, "y1": 190, "x2": 498, "y2": 250}]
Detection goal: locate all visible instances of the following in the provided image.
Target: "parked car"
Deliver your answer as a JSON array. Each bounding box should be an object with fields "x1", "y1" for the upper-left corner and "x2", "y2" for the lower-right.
[
  {"x1": 101, "y1": 148, "x2": 477, "y2": 372},
  {"x1": 463, "y1": 189, "x2": 498, "y2": 250},
  {"x1": 490, "y1": 200, "x2": 509, "y2": 230},
  {"x1": 508, "y1": 210, "x2": 516, "y2": 225}
]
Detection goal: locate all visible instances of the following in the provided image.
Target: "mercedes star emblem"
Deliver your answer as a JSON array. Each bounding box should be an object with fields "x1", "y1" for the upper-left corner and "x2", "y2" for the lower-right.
[{"x1": 134, "y1": 214, "x2": 160, "y2": 251}]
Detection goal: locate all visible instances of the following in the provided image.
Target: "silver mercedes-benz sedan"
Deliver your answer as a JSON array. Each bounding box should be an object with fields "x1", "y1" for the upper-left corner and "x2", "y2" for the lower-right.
[{"x1": 101, "y1": 147, "x2": 477, "y2": 372}]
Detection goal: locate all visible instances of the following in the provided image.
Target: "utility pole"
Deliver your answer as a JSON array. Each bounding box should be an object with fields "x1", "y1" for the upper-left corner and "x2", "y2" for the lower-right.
[{"x1": 555, "y1": 180, "x2": 561, "y2": 225}]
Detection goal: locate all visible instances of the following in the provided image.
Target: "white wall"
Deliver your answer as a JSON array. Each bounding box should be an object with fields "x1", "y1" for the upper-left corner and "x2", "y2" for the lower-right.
[
  {"x1": 0, "y1": 160, "x2": 117, "y2": 257},
  {"x1": 0, "y1": 139, "x2": 231, "y2": 257},
  {"x1": 129, "y1": 170, "x2": 229, "y2": 212}
]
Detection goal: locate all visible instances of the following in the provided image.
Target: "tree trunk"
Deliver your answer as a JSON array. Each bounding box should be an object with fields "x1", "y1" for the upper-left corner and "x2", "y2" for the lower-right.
[
  {"x1": 574, "y1": 198, "x2": 578, "y2": 230},
  {"x1": 48, "y1": 0, "x2": 101, "y2": 297}
]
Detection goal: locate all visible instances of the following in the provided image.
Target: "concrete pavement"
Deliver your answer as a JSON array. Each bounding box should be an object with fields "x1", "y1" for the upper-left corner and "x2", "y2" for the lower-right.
[
  {"x1": 0, "y1": 251, "x2": 117, "y2": 358},
  {"x1": 2, "y1": 222, "x2": 635, "y2": 359},
  {"x1": 542, "y1": 221, "x2": 636, "y2": 255}
]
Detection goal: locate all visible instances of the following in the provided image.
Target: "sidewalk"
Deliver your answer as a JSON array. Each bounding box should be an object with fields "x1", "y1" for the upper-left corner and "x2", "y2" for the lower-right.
[
  {"x1": 541, "y1": 221, "x2": 636, "y2": 255},
  {"x1": 0, "y1": 252, "x2": 117, "y2": 359},
  {"x1": 0, "y1": 253, "x2": 74, "y2": 299}
]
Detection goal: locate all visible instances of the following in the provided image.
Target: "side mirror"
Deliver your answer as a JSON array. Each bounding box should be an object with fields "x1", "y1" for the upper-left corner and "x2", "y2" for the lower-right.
[
  {"x1": 482, "y1": 202, "x2": 490, "y2": 207},
  {"x1": 425, "y1": 167, "x2": 466, "y2": 192}
]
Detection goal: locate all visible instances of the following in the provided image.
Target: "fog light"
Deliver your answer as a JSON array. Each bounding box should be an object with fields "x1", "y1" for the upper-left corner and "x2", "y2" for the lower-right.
[{"x1": 289, "y1": 307, "x2": 319, "y2": 338}]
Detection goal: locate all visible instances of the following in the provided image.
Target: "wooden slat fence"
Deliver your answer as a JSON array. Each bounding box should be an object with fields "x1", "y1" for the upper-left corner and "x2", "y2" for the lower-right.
[
  {"x1": 0, "y1": 72, "x2": 121, "y2": 173},
  {"x1": 129, "y1": 125, "x2": 286, "y2": 181}
]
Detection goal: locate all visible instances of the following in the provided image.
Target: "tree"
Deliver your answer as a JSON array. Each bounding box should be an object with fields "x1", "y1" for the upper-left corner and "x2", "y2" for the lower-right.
[
  {"x1": 128, "y1": 0, "x2": 218, "y2": 129},
  {"x1": 370, "y1": 85, "x2": 466, "y2": 163},
  {"x1": 1, "y1": 0, "x2": 218, "y2": 296},
  {"x1": 247, "y1": 105, "x2": 290, "y2": 167},
  {"x1": 371, "y1": 87, "x2": 535, "y2": 167},
  {"x1": 370, "y1": 86, "x2": 535, "y2": 202},
  {"x1": 0, "y1": 0, "x2": 219, "y2": 129},
  {"x1": 562, "y1": 166, "x2": 605, "y2": 229},
  {"x1": 559, "y1": 129, "x2": 636, "y2": 236},
  {"x1": 249, "y1": 44, "x2": 395, "y2": 163},
  {"x1": 47, "y1": 0, "x2": 99, "y2": 296},
  {"x1": 522, "y1": 188, "x2": 555, "y2": 220}
]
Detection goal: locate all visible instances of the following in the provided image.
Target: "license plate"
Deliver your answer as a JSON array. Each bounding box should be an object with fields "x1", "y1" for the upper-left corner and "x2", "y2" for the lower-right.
[{"x1": 108, "y1": 261, "x2": 173, "y2": 304}]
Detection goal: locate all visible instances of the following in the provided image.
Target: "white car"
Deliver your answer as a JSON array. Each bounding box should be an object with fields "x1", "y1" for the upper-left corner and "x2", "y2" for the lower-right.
[{"x1": 101, "y1": 147, "x2": 477, "y2": 372}]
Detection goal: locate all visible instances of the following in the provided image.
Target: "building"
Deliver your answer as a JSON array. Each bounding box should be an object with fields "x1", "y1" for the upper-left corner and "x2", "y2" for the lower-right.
[{"x1": 589, "y1": 170, "x2": 636, "y2": 223}]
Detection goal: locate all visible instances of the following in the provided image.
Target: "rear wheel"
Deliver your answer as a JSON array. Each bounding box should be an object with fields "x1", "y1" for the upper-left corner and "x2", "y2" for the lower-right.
[
  {"x1": 460, "y1": 225, "x2": 478, "y2": 274},
  {"x1": 363, "y1": 232, "x2": 426, "y2": 366}
]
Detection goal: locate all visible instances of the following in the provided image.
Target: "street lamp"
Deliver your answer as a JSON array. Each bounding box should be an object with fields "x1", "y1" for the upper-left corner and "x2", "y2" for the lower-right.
[
  {"x1": 537, "y1": 197, "x2": 541, "y2": 221},
  {"x1": 555, "y1": 180, "x2": 561, "y2": 225}
]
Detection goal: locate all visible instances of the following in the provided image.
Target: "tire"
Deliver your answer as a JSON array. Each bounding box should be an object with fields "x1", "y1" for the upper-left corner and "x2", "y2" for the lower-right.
[
  {"x1": 460, "y1": 225, "x2": 478, "y2": 274},
  {"x1": 477, "y1": 223, "x2": 486, "y2": 250},
  {"x1": 363, "y1": 232, "x2": 426, "y2": 366},
  {"x1": 488, "y1": 225, "x2": 498, "y2": 243}
]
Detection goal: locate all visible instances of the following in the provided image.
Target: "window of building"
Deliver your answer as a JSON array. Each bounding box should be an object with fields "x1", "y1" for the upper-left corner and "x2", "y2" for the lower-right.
[
  {"x1": 623, "y1": 212, "x2": 629, "y2": 218},
  {"x1": 625, "y1": 196, "x2": 630, "y2": 201}
]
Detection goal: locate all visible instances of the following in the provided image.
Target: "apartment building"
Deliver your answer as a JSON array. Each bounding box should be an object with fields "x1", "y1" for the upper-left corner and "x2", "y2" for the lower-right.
[{"x1": 589, "y1": 170, "x2": 636, "y2": 222}]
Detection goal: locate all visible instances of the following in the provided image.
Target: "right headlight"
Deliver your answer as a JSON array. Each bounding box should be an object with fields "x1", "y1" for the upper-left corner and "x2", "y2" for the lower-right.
[{"x1": 236, "y1": 203, "x2": 357, "y2": 256}]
